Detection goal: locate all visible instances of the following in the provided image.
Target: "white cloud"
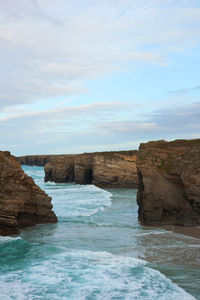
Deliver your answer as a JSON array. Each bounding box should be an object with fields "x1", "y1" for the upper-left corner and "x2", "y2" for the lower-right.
[
  {"x1": 96, "y1": 102, "x2": 200, "y2": 140},
  {"x1": 0, "y1": 1, "x2": 200, "y2": 155},
  {"x1": 0, "y1": 101, "x2": 136, "y2": 123},
  {"x1": 127, "y1": 52, "x2": 168, "y2": 66},
  {"x1": 1, "y1": 98, "x2": 199, "y2": 155},
  {"x1": 0, "y1": 0, "x2": 200, "y2": 109}
]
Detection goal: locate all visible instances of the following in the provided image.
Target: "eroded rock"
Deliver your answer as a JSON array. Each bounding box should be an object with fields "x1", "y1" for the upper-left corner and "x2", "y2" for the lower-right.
[
  {"x1": 74, "y1": 154, "x2": 93, "y2": 184},
  {"x1": 0, "y1": 151, "x2": 57, "y2": 236},
  {"x1": 44, "y1": 151, "x2": 138, "y2": 188},
  {"x1": 137, "y1": 139, "x2": 200, "y2": 226},
  {"x1": 92, "y1": 152, "x2": 138, "y2": 188},
  {"x1": 44, "y1": 156, "x2": 75, "y2": 183},
  {"x1": 17, "y1": 155, "x2": 66, "y2": 166}
]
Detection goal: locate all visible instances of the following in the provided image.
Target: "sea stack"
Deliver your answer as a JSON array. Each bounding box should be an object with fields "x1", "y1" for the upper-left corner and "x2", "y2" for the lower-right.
[
  {"x1": 137, "y1": 139, "x2": 200, "y2": 226},
  {"x1": 0, "y1": 151, "x2": 57, "y2": 236}
]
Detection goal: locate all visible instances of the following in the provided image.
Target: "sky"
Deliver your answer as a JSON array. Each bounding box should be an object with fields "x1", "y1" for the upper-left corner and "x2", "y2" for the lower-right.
[{"x1": 0, "y1": 0, "x2": 200, "y2": 156}]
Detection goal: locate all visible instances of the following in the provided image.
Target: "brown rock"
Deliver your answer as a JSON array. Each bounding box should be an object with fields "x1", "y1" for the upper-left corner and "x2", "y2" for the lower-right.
[
  {"x1": 137, "y1": 139, "x2": 200, "y2": 226},
  {"x1": 74, "y1": 154, "x2": 93, "y2": 184},
  {"x1": 17, "y1": 154, "x2": 67, "y2": 166},
  {"x1": 92, "y1": 152, "x2": 138, "y2": 188},
  {"x1": 44, "y1": 155, "x2": 75, "y2": 183},
  {"x1": 44, "y1": 151, "x2": 138, "y2": 188},
  {"x1": 0, "y1": 151, "x2": 57, "y2": 236}
]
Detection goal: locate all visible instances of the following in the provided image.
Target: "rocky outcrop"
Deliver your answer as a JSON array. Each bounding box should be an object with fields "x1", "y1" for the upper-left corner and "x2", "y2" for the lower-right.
[
  {"x1": 0, "y1": 151, "x2": 57, "y2": 236},
  {"x1": 17, "y1": 155, "x2": 69, "y2": 166},
  {"x1": 92, "y1": 152, "x2": 138, "y2": 188},
  {"x1": 137, "y1": 139, "x2": 200, "y2": 226},
  {"x1": 74, "y1": 154, "x2": 93, "y2": 184},
  {"x1": 44, "y1": 151, "x2": 138, "y2": 188},
  {"x1": 45, "y1": 155, "x2": 76, "y2": 183}
]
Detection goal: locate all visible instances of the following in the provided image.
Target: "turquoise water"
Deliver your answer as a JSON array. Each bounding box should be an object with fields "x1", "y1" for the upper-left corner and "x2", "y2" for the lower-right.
[{"x1": 0, "y1": 166, "x2": 199, "y2": 300}]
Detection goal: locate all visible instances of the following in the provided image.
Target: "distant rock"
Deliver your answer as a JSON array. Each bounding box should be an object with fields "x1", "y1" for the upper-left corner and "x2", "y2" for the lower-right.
[
  {"x1": 92, "y1": 152, "x2": 138, "y2": 188},
  {"x1": 17, "y1": 140, "x2": 200, "y2": 227},
  {"x1": 17, "y1": 155, "x2": 67, "y2": 166},
  {"x1": 137, "y1": 139, "x2": 200, "y2": 226},
  {"x1": 44, "y1": 151, "x2": 138, "y2": 188},
  {"x1": 74, "y1": 154, "x2": 93, "y2": 184},
  {"x1": 45, "y1": 155, "x2": 75, "y2": 183},
  {"x1": 0, "y1": 151, "x2": 57, "y2": 236}
]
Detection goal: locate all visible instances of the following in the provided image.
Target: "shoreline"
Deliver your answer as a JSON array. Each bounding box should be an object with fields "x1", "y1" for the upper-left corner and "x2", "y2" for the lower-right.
[{"x1": 163, "y1": 225, "x2": 200, "y2": 239}]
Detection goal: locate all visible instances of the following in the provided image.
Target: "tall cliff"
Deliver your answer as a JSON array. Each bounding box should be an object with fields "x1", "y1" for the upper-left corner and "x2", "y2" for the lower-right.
[
  {"x1": 137, "y1": 139, "x2": 200, "y2": 226},
  {"x1": 0, "y1": 151, "x2": 57, "y2": 236},
  {"x1": 44, "y1": 151, "x2": 138, "y2": 188},
  {"x1": 92, "y1": 152, "x2": 138, "y2": 188}
]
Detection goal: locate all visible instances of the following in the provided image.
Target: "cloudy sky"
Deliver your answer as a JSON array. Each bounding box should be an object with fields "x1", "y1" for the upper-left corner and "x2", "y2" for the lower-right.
[{"x1": 0, "y1": 0, "x2": 200, "y2": 156}]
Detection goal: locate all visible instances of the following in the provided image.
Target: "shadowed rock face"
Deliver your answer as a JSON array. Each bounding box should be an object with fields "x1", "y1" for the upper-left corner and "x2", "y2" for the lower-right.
[
  {"x1": 45, "y1": 156, "x2": 75, "y2": 183},
  {"x1": 137, "y1": 139, "x2": 200, "y2": 226},
  {"x1": 0, "y1": 151, "x2": 57, "y2": 236},
  {"x1": 17, "y1": 155, "x2": 68, "y2": 166},
  {"x1": 74, "y1": 154, "x2": 93, "y2": 184},
  {"x1": 44, "y1": 151, "x2": 138, "y2": 188}
]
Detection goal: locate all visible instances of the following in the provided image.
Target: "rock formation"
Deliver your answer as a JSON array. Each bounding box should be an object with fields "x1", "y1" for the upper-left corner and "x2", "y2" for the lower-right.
[
  {"x1": 74, "y1": 154, "x2": 93, "y2": 184},
  {"x1": 17, "y1": 155, "x2": 67, "y2": 166},
  {"x1": 137, "y1": 139, "x2": 200, "y2": 226},
  {"x1": 45, "y1": 155, "x2": 76, "y2": 183},
  {"x1": 92, "y1": 152, "x2": 138, "y2": 188},
  {"x1": 44, "y1": 151, "x2": 138, "y2": 188},
  {"x1": 17, "y1": 140, "x2": 200, "y2": 226},
  {"x1": 0, "y1": 151, "x2": 57, "y2": 236}
]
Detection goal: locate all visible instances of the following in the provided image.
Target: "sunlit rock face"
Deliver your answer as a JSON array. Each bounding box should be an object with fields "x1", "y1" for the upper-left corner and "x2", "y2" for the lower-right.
[
  {"x1": 137, "y1": 139, "x2": 200, "y2": 226},
  {"x1": 92, "y1": 152, "x2": 138, "y2": 188},
  {"x1": 44, "y1": 151, "x2": 138, "y2": 188},
  {"x1": 0, "y1": 151, "x2": 57, "y2": 236}
]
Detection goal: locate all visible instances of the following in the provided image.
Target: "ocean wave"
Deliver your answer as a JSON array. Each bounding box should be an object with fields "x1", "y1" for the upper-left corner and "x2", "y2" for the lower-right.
[
  {"x1": 63, "y1": 208, "x2": 102, "y2": 217},
  {"x1": 136, "y1": 230, "x2": 172, "y2": 237},
  {"x1": 45, "y1": 182, "x2": 112, "y2": 218},
  {"x1": 0, "y1": 249, "x2": 195, "y2": 300},
  {"x1": 0, "y1": 236, "x2": 22, "y2": 245}
]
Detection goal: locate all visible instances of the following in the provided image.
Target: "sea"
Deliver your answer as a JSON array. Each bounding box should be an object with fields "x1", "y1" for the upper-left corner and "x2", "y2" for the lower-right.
[{"x1": 0, "y1": 165, "x2": 199, "y2": 300}]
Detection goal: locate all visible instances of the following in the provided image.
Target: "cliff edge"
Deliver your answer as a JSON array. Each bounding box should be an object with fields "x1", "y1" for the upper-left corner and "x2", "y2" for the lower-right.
[
  {"x1": 137, "y1": 139, "x2": 200, "y2": 226},
  {"x1": 0, "y1": 151, "x2": 57, "y2": 236},
  {"x1": 44, "y1": 151, "x2": 138, "y2": 188},
  {"x1": 17, "y1": 155, "x2": 68, "y2": 166}
]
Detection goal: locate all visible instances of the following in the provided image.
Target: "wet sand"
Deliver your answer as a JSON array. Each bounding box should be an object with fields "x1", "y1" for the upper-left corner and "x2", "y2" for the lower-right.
[{"x1": 163, "y1": 225, "x2": 200, "y2": 239}]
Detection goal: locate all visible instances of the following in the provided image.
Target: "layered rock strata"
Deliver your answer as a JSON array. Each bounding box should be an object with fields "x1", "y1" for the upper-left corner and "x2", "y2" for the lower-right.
[
  {"x1": 44, "y1": 151, "x2": 138, "y2": 188},
  {"x1": 137, "y1": 139, "x2": 200, "y2": 226},
  {"x1": 44, "y1": 155, "x2": 76, "y2": 183},
  {"x1": 0, "y1": 151, "x2": 57, "y2": 236},
  {"x1": 92, "y1": 152, "x2": 138, "y2": 188},
  {"x1": 17, "y1": 155, "x2": 68, "y2": 166}
]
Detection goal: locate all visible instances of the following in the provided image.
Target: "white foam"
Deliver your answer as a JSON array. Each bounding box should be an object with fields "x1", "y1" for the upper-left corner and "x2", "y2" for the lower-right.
[
  {"x1": 66, "y1": 208, "x2": 100, "y2": 217},
  {"x1": 14, "y1": 250, "x2": 197, "y2": 299},
  {"x1": 22, "y1": 166, "x2": 113, "y2": 218},
  {"x1": 45, "y1": 181, "x2": 57, "y2": 186},
  {"x1": 0, "y1": 246, "x2": 196, "y2": 299},
  {"x1": 0, "y1": 236, "x2": 21, "y2": 244},
  {"x1": 62, "y1": 250, "x2": 195, "y2": 300},
  {"x1": 45, "y1": 182, "x2": 112, "y2": 218},
  {"x1": 136, "y1": 230, "x2": 172, "y2": 237}
]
